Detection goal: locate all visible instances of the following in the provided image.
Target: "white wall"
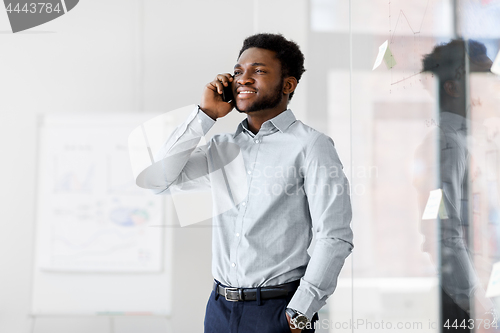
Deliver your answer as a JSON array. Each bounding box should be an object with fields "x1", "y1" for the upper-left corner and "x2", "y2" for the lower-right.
[{"x1": 0, "y1": 1, "x2": 309, "y2": 332}]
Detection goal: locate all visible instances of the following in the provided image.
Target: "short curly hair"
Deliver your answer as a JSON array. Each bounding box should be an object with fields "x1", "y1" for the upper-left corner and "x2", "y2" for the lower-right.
[
  {"x1": 238, "y1": 33, "x2": 306, "y2": 100},
  {"x1": 422, "y1": 39, "x2": 491, "y2": 83}
]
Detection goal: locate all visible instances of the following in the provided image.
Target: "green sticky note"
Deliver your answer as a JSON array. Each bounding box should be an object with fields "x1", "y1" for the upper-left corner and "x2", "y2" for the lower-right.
[{"x1": 383, "y1": 45, "x2": 397, "y2": 69}]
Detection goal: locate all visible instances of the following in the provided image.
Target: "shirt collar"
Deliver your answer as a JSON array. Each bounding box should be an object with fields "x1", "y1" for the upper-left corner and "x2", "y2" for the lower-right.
[
  {"x1": 440, "y1": 111, "x2": 468, "y2": 133},
  {"x1": 234, "y1": 119, "x2": 250, "y2": 137},
  {"x1": 234, "y1": 109, "x2": 296, "y2": 137},
  {"x1": 269, "y1": 109, "x2": 296, "y2": 133}
]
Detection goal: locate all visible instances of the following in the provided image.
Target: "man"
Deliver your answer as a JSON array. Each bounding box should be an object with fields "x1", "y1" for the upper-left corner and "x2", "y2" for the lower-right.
[
  {"x1": 140, "y1": 33, "x2": 353, "y2": 333},
  {"x1": 415, "y1": 39, "x2": 496, "y2": 332}
]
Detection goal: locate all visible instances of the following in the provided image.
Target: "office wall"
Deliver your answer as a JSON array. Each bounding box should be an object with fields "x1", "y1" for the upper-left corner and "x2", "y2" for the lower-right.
[{"x1": 0, "y1": 1, "x2": 308, "y2": 332}]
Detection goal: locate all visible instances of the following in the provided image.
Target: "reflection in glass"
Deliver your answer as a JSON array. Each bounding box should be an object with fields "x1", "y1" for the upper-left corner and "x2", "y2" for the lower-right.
[{"x1": 417, "y1": 39, "x2": 496, "y2": 332}]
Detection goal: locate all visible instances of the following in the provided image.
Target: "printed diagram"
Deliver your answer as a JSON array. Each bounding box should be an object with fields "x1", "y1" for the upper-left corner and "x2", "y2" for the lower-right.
[
  {"x1": 37, "y1": 119, "x2": 163, "y2": 272},
  {"x1": 48, "y1": 196, "x2": 160, "y2": 271},
  {"x1": 54, "y1": 154, "x2": 95, "y2": 193},
  {"x1": 107, "y1": 146, "x2": 147, "y2": 195}
]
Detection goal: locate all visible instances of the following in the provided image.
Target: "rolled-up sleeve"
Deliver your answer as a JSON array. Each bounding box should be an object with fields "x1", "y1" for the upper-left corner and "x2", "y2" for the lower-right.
[{"x1": 287, "y1": 133, "x2": 353, "y2": 320}]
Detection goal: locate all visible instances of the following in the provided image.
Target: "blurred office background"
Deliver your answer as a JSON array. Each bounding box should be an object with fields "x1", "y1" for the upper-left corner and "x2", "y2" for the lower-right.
[{"x1": 1, "y1": 0, "x2": 500, "y2": 332}]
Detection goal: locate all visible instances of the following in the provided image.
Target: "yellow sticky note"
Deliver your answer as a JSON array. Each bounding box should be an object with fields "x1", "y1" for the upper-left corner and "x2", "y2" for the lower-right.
[
  {"x1": 422, "y1": 189, "x2": 449, "y2": 220},
  {"x1": 373, "y1": 40, "x2": 397, "y2": 70},
  {"x1": 383, "y1": 44, "x2": 397, "y2": 69},
  {"x1": 491, "y1": 50, "x2": 500, "y2": 76},
  {"x1": 486, "y1": 262, "x2": 500, "y2": 298}
]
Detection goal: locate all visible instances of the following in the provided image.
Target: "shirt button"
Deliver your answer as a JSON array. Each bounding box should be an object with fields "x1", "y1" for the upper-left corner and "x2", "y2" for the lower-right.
[
  {"x1": 241, "y1": 202, "x2": 246, "y2": 206},
  {"x1": 197, "y1": 119, "x2": 202, "y2": 123},
  {"x1": 255, "y1": 139, "x2": 260, "y2": 143},
  {"x1": 236, "y1": 233, "x2": 240, "y2": 237},
  {"x1": 247, "y1": 170, "x2": 251, "y2": 175},
  {"x1": 231, "y1": 263, "x2": 236, "y2": 267}
]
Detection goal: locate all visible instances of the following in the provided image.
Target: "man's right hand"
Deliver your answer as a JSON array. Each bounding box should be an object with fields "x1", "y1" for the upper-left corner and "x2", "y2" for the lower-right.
[{"x1": 200, "y1": 73, "x2": 235, "y2": 120}]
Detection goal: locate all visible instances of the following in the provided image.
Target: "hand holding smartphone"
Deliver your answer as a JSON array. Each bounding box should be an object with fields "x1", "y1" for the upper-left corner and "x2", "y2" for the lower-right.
[
  {"x1": 200, "y1": 73, "x2": 234, "y2": 120},
  {"x1": 222, "y1": 76, "x2": 234, "y2": 103}
]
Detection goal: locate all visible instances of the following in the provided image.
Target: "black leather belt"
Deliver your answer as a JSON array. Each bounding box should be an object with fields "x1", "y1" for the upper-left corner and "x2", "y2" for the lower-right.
[{"x1": 214, "y1": 280, "x2": 300, "y2": 302}]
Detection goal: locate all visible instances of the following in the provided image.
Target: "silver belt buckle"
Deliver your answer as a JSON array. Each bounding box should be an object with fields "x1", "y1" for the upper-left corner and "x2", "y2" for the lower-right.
[{"x1": 224, "y1": 287, "x2": 240, "y2": 302}]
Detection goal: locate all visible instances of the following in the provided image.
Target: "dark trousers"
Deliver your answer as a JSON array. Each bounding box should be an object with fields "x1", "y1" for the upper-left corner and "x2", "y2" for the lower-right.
[
  {"x1": 441, "y1": 288, "x2": 470, "y2": 333},
  {"x1": 204, "y1": 282, "x2": 319, "y2": 333}
]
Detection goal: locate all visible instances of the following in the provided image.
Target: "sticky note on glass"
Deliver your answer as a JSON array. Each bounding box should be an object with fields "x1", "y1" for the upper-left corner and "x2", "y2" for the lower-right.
[
  {"x1": 372, "y1": 40, "x2": 397, "y2": 70},
  {"x1": 491, "y1": 50, "x2": 500, "y2": 76},
  {"x1": 486, "y1": 262, "x2": 500, "y2": 297},
  {"x1": 422, "y1": 189, "x2": 449, "y2": 220}
]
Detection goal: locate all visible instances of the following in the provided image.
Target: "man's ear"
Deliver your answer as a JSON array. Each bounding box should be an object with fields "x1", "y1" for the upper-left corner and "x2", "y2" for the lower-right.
[
  {"x1": 443, "y1": 80, "x2": 461, "y2": 98},
  {"x1": 283, "y1": 76, "x2": 298, "y2": 96}
]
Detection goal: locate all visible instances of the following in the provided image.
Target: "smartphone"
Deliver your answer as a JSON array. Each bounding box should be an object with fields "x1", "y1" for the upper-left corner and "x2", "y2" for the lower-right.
[{"x1": 222, "y1": 80, "x2": 234, "y2": 103}]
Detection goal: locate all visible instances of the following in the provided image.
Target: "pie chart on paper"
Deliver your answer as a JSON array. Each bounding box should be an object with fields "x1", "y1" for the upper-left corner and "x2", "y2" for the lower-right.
[{"x1": 3, "y1": 0, "x2": 79, "y2": 33}]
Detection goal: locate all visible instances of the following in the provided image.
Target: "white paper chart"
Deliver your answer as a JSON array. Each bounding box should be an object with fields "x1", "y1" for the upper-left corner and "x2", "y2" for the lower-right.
[{"x1": 36, "y1": 113, "x2": 164, "y2": 272}]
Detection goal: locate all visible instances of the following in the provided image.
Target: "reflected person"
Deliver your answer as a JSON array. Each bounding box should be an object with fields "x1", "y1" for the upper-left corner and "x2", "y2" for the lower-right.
[
  {"x1": 415, "y1": 39, "x2": 496, "y2": 331},
  {"x1": 137, "y1": 33, "x2": 353, "y2": 333}
]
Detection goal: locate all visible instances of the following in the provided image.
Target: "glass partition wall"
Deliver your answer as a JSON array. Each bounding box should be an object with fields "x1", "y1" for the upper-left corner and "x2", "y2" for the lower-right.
[{"x1": 308, "y1": 0, "x2": 500, "y2": 332}]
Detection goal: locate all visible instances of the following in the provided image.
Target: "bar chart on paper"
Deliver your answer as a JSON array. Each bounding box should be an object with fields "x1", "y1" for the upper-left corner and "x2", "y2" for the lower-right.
[
  {"x1": 36, "y1": 115, "x2": 163, "y2": 273},
  {"x1": 32, "y1": 113, "x2": 172, "y2": 316}
]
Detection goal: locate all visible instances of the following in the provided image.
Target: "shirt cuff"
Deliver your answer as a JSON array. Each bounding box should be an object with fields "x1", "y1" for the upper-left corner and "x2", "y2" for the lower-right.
[
  {"x1": 287, "y1": 285, "x2": 323, "y2": 321},
  {"x1": 197, "y1": 106, "x2": 216, "y2": 134}
]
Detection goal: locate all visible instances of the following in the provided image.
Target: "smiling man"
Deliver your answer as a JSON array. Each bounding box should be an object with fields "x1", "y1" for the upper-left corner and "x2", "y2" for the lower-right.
[{"x1": 143, "y1": 33, "x2": 353, "y2": 333}]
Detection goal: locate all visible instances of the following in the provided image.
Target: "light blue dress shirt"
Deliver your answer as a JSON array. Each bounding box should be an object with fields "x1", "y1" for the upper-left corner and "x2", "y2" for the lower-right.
[{"x1": 139, "y1": 106, "x2": 353, "y2": 320}]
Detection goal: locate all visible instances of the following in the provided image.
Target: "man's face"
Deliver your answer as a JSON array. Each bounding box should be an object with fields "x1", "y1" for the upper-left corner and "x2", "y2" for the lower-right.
[{"x1": 232, "y1": 47, "x2": 284, "y2": 113}]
